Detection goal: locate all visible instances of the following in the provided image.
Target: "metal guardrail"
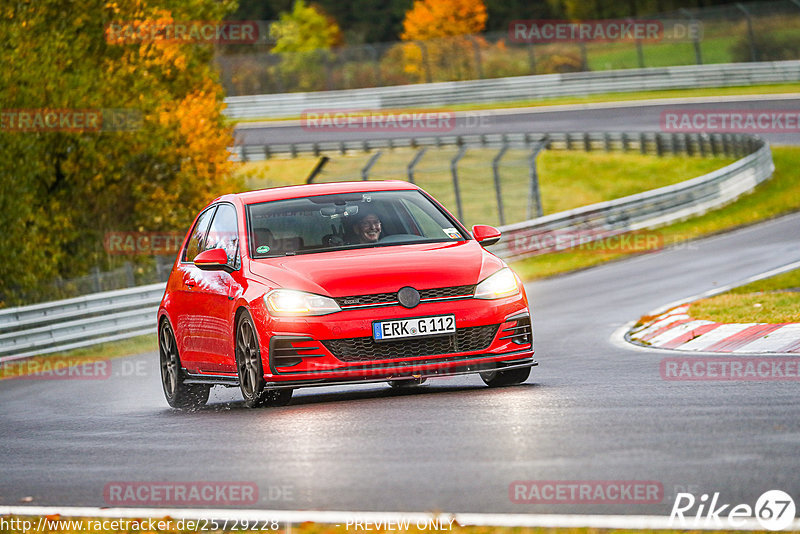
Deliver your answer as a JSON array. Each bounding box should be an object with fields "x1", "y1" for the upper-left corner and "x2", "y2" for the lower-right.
[
  {"x1": 0, "y1": 283, "x2": 165, "y2": 362},
  {"x1": 223, "y1": 60, "x2": 800, "y2": 119},
  {"x1": 0, "y1": 133, "x2": 773, "y2": 361},
  {"x1": 489, "y1": 135, "x2": 774, "y2": 261}
]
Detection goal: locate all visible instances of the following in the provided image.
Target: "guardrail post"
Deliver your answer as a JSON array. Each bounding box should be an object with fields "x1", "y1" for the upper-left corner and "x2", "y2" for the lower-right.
[
  {"x1": 680, "y1": 9, "x2": 703, "y2": 65},
  {"x1": 583, "y1": 132, "x2": 591, "y2": 152},
  {"x1": 640, "y1": 133, "x2": 647, "y2": 155},
  {"x1": 528, "y1": 139, "x2": 547, "y2": 219},
  {"x1": 492, "y1": 144, "x2": 509, "y2": 226},
  {"x1": 604, "y1": 133, "x2": 612, "y2": 152},
  {"x1": 735, "y1": 3, "x2": 758, "y2": 62},
  {"x1": 290, "y1": 144, "x2": 297, "y2": 158},
  {"x1": 361, "y1": 151, "x2": 382, "y2": 180},
  {"x1": 451, "y1": 145, "x2": 467, "y2": 221},
  {"x1": 263, "y1": 145, "x2": 271, "y2": 160},
  {"x1": 407, "y1": 147, "x2": 427, "y2": 184},
  {"x1": 722, "y1": 134, "x2": 732, "y2": 157},
  {"x1": 685, "y1": 134, "x2": 694, "y2": 156},
  {"x1": 621, "y1": 133, "x2": 630, "y2": 152},
  {"x1": 655, "y1": 134, "x2": 664, "y2": 157}
]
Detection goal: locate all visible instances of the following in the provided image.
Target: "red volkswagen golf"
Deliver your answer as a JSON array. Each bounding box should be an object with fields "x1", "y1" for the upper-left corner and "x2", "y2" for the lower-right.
[{"x1": 158, "y1": 181, "x2": 536, "y2": 409}]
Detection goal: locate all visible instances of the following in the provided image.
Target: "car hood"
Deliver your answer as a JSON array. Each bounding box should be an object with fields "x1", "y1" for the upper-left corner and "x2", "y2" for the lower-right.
[{"x1": 247, "y1": 241, "x2": 505, "y2": 297}]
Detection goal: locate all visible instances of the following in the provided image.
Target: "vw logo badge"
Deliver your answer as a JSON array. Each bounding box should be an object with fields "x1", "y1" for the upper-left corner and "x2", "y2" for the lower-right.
[{"x1": 397, "y1": 287, "x2": 421, "y2": 308}]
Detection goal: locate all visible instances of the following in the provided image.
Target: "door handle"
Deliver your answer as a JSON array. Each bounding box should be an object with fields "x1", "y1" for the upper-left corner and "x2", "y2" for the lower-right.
[{"x1": 186, "y1": 280, "x2": 196, "y2": 288}]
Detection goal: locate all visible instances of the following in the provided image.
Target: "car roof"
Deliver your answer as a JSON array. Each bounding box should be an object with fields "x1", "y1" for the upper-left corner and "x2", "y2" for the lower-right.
[{"x1": 214, "y1": 180, "x2": 421, "y2": 206}]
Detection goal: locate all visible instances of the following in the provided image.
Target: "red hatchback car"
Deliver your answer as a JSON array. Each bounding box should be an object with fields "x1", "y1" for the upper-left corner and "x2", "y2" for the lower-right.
[{"x1": 158, "y1": 181, "x2": 536, "y2": 408}]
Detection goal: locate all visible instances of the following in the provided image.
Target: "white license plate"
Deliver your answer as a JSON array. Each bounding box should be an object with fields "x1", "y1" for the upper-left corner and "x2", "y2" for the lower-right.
[{"x1": 373, "y1": 314, "x2": 456, "y2": 342}]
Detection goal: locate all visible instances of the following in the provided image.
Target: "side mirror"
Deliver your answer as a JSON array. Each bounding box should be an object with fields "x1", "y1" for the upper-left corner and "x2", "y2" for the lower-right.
[
  {"x1": 472, "y1": 225, "x2": 501, "y2": 247},
  {"x1": 194, "y1": 248, "x2": 234, "y2": 273}
]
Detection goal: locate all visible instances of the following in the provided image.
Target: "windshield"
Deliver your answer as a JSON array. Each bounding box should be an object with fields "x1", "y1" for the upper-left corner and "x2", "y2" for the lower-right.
[{"x1": 247, "y1": 189, "x2": 467, "y2": 257}]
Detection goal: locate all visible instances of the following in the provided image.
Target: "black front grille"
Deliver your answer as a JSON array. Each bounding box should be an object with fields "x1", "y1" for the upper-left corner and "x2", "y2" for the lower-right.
[
  {"x1": 420, "y1": 285, "x2": 475, "y2": 299},
  {"x1": 334, "y1": 292, "x2": 397, "y2": 307},
  {"x1": 322, "y1": 325, "x2": 499, "y2": 362},
  {"x1": 334, "y1": 285, "x2": 475, "y2": 308}
]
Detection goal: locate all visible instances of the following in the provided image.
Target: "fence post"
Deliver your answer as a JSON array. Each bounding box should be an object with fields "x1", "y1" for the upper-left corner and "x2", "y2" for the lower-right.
[
  {"x1": 407, "y1": 147, "x2": 427, "y2": 184},
  {"x1": 492, "y1": 145, "x2": 509, "y2": 226},
  {"x1": 416, "y1": 41, "x2": 433, "y2": 83},
  {"x1": 468, "y1": 35, "x2": 484, "y2": 79},
  {"x1": 365, "y1": 44, "x2": 383, "y2": 86},
  {"x1": 735, "y1": 3, "x2": 758, "y2": 62},
  {"x1": 680, "y1": 9, "x2": 703, "y2": 65},
  {"x1": 528, "y1": 139, "x2": 547, "y2": 219},
  {"x1": 451, "y1": 145, "x2": 467, "y2": 221},
  {"x1": 306, "y1": 156, "x2": 330, "y2": 183},
  {"x1": 527, "y1": 43, "x2": 537, "y2": 74},
  {"x1": 361, "y1": 151, "x2": 382, "y2": 180},
  {"x1": 125, "y1": 262, "x2": 135, "y2": 288}
]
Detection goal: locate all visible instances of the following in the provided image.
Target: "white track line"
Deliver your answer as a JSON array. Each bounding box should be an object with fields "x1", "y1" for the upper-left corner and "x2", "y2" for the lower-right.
[{"x1": 2, "y1": 505, "x2": 799, "y2": 531}]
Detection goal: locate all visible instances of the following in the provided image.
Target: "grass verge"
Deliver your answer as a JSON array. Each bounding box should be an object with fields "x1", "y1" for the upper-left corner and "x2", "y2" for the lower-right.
[
  {"x1": 238, "y1": 150, "x2": 733, "y2": 228},
  {"x1": 0, "y1": 334, "x2": 156, "y2": 380},
  {"x1": 689, "y1": 268, "x2": 800, "y2": 324},
  {"x1": 511, "y1": 146, "x2": 800, "y2": 281}
]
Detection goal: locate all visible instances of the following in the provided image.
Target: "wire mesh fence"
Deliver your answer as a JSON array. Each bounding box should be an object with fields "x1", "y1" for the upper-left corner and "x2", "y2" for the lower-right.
[{"x1": 216, "y1": 0, "x2": 800, "y2": 96}]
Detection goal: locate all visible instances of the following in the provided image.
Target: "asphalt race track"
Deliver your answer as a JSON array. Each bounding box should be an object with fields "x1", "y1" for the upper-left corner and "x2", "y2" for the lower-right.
[
  {"x1": 233, "y1": 95, "x2": 800, "y2": 147},
  {"x1": 2, "y1": 211, "x2": 799, "y2": 515}
]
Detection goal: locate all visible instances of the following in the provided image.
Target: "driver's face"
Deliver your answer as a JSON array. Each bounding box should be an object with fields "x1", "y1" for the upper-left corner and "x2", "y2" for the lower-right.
[{"x1": 356, "y1": 214, "x2": 381, "y2": 243}]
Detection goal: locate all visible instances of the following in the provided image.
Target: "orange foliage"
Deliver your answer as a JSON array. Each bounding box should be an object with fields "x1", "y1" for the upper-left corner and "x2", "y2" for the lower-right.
[{"x1": 401, "y1": 0, "x2": 487, "y2": 41}]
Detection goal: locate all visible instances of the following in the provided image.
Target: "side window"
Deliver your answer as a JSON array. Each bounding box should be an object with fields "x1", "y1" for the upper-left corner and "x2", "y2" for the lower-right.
[
  {"x1": 183, "y1": 207, "x2": 215, "y2": 263},
  {"x1": 204, "y1": 204, "x2": 239, "y2": 268}
]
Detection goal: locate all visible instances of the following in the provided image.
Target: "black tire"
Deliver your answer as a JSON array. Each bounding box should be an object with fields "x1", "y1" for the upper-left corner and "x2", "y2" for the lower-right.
[
  {"x1": 159, "y1": 320, "x2": 210, "y2": 409},
  {"x1": 388, "y1": 377, "x2": 427, "y2": 388},
  {"x1": 480, "y1": 365, "x2": 531, "y2": 387},
  {"x1": 235, "y1": 312, "x2": 293, "y2": 408}
]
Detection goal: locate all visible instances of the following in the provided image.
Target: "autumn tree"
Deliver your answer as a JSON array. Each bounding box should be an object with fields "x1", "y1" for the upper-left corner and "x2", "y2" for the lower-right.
[
  {"x1": 398, "y1": 0, "x2": 487, "y2": 82},
  {"x1": 0, "y1": 0, "x2": 241, "y2": 306},
  {"x1": 271, "y1": 0, "x2": 342, "y2": 91}
]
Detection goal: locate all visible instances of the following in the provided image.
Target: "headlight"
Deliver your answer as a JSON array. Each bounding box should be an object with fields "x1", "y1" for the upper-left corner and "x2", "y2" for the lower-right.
[
  {"x1": 474, "y1": 268, "x2": 520, "y2": 299},
  {"x1": 264, "y1": 289, "x2": 341, "y2": 316}
]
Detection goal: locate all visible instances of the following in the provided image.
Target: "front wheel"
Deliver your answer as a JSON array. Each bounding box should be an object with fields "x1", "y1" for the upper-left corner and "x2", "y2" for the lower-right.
[
  {"x1": 480, "y1": 365, "x2": 531, "y2": 387},
  {"x1": 159, "y1": 320, "x2": 210, "y2": 409},
  {"x1": 236, "y1": 312, "x2": 294, "y2": 408}
]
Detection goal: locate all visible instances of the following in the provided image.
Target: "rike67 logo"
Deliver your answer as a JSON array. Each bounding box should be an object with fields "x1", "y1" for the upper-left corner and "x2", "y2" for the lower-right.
[{"x1": 670, "y1": 490, "x2": 797, "y2": 531}]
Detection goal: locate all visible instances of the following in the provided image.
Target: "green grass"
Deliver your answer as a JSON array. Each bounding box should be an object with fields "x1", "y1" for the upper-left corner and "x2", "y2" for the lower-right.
[
  {"x1": 688, "y1": 268, "x2": 800, "y2": 323},
  {"x1": 238, "y1": 150, "x2": 734, "y2": 228},
  {"x1": 511, "y1": 146, "x2": 800, "y2": 281},
  {"x1": 229, "y1": 83, "x2": 800, "y2": 123}
]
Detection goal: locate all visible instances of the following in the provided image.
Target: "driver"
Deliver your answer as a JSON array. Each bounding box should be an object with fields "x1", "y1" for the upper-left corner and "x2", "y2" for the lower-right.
[{"x1": 353, "y1": 212, "x2": 382, "y2": 243}]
